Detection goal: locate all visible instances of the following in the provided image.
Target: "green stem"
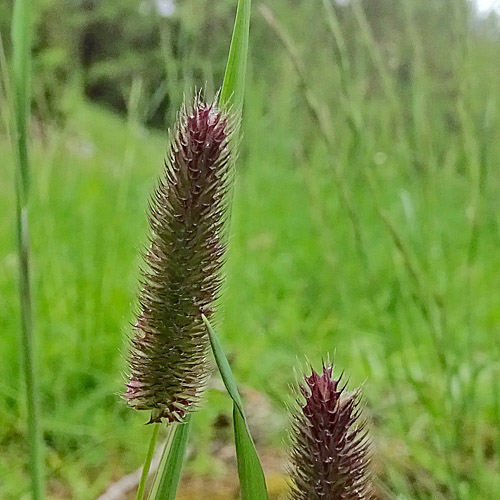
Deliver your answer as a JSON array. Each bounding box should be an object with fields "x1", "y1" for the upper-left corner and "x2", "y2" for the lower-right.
[
  {"x1": 135, "y1": 423, "x2": 161, "y2": 500},
  {"x1": 11, "y1": 0, "x2": 45, "y2": 499},
  {"x1": 148, "y1": 421, "x2": 188, "y2": 500},
  {"x1": 16, "y1": 203, "x2": 44, "y2": 499}
]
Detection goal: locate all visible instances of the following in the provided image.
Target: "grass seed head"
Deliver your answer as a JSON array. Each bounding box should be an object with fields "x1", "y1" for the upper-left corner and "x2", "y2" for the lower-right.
[
  {"x1": 288, "y1": 364, "x2": 373, "y2": 500},
  {"x1": 125, "y1": 96, "x2": 236, "y2": 424}
]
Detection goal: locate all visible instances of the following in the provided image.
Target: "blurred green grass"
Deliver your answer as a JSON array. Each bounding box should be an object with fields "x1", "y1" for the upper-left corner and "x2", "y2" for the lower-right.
[{"x1": 2, "y1": 1, "x2": 500, "y2": 499}]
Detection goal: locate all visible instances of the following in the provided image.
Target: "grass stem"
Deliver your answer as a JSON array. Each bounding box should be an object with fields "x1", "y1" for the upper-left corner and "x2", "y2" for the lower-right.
[
  {"x1": 11, "y1": 0, "x2": 45, "y2": 499},
  {"x1": 135, "y1": 423, "x2": 160, "y2": 500}
]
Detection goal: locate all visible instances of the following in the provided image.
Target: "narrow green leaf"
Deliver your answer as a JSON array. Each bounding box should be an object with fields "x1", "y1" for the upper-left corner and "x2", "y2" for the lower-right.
[
  {"x1": 220, "y1": 0, "x2": 252, "y2": 111},
  {"x1": 202, "y1": 315, "x2": 268, "y2": 500},
  {"x1": 11, "y1": 2, "x2": 44, "y2": 500},
  {"x1": 202, "y1": 315, "x2": 244, "y2": 413},
  {"x1": 12, "y1": 0, "x2": 33, "y2": 200},
  {"x1": 233, "y1": 406, "x2": 269, "y2": 500},
  {"x1": 148, "y1": 419, "x2": 191, "y2": 500}
]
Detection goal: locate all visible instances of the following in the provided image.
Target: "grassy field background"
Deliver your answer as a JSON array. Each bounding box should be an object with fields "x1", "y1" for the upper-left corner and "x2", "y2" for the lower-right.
[{"x1": 1, "y1": 1, "x2": 500, "y2": 499}]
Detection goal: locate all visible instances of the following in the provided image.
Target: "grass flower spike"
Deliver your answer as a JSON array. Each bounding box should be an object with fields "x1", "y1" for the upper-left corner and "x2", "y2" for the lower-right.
[
  {"x1": 125, "y1": 96, "x2": 236, "y2": 424},
  {"x1": 288, "y1": 365, "x2": 372, "y2": 500}
]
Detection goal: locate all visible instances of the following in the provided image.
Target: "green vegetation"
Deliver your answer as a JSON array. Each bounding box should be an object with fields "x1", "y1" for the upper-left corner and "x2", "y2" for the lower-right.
[
  {"x1": 1, "y1": 0, "x2": 500, "y2": 499},
  {"x1": 10, "y1": 0, "x2": 44, "y2": 497}
]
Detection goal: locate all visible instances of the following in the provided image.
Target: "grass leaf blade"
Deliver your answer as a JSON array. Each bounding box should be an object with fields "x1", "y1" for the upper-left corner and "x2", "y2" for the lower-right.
[
  {"x1": 202, "y1": 314, "x2": 244, "y2": 412},
  {"x1": 202, "y1": 315, "x2": 268, "y2": 500},
  {"x1": 11, "y1": 0, "x2": 32, "y2": 199},
  {"x1": 233, "y1": 406, "x2": 269, "y2": 500},
  {"x1": 11, "y1": 1, "x2": 45, "y2": 499},
  {"x1": 220, "y1": 0, "x2": 251, "y2": 111}
]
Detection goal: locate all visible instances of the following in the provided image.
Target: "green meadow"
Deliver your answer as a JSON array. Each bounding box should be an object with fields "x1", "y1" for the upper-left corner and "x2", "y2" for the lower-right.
[{"x1": 1, "y1": 1, "x2": 500, "y2": 498}]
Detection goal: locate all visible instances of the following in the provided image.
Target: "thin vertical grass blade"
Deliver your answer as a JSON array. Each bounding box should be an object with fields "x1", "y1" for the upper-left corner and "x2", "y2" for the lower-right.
[
  {"x1": 147, "y1": 419, "x2": 191, "y2": 500},
  {"x1": 220, "y1": 0, "x2": 252, "y2": 111},
  {"x1": 11, "y1": 1, "x2": 45, "y2": 499},
  {"x1": 203, "y1": 315, "x2": 268, "y2": 500},
  {"x1": 233, "y1": 407, "x2": 269, "y2": 500},
  {"x1": 202, "y1": 315, "x2": 243, "y2": 412},
  {"x1": 207, "y1": 5, "x2": 264, "y2": 497},
  {"x1": 12, "y1": 0, "x2": 32, "y2": 200}
]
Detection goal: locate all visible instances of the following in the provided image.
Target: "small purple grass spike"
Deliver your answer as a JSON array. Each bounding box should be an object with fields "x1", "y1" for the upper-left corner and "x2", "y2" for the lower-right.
[
  {"x1": 125, "y1": 96, "x2": 236, "y2": 424},
  {"x1": 288, "y1": 364, "x2": 373, "y2": 500}
]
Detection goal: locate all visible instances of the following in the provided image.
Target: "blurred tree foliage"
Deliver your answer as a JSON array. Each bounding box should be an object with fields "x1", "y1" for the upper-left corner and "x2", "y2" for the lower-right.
[
  {"x1": 0, "y1": 0, "x2": 497, "y2": 128},
  {"x1": 1, "y1": 0, "x2": 240, "y2": 126}
]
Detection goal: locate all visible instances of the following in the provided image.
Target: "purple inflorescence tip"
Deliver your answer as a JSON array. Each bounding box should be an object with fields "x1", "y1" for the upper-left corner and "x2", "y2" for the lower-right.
[{"x1": 288, "y1": 364, "x2": 373, "y2": 500}]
